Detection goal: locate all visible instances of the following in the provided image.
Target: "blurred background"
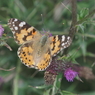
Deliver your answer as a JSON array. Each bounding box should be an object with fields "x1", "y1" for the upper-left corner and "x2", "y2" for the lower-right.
[{"x1": 0, "y1": 0, "x2": 95, "y2": 95}]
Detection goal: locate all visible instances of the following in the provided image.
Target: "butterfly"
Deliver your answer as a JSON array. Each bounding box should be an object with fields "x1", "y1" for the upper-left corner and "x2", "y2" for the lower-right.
[{"x1": 8, "y1": 18, "x2": 72, "y2": 71}]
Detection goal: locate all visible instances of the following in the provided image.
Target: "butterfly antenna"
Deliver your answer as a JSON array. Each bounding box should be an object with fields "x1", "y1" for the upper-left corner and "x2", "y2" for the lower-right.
[
  {"x1": 41, "y1": 14, "x2": 46, "y2": 33},
  {"x1": 41, "y1": 14, "x2": 51, "y2": 36}
]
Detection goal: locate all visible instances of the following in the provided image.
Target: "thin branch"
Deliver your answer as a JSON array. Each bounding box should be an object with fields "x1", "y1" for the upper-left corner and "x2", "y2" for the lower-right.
[
  {"x1": 0, "y1": 67, "x2": 15, "y2": 71},
  {"x1": 4, "y1": 42, "x2": 12, "y2": 51},
  {"x1": 61, "y1": 1, "x2": 71, "y2": 13},
  {"x1": 64, "y1": 0, "x2": 77, "y2": 55},
  {"x1": 69, "y1": 0, "x2": 77, "y2": 39}
]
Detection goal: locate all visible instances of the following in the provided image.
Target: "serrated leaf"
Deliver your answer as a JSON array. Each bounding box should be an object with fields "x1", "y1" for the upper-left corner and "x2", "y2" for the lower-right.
[{"x1": 78, "y1": 8, "x2": 89, "y2": 20}]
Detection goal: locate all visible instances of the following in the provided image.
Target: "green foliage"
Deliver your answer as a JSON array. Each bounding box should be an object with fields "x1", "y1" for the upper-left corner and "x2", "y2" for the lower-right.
[{"x1": 0, "y1": 0, "x2": 95, "y2": 95}]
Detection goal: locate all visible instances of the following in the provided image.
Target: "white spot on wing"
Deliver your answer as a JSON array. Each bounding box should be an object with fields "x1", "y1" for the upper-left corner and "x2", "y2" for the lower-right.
[
  {"x1": 12, "y1": 31, "x2": 15, "y2": 34},
  {"x1": 19, "y1": 21, "x2": 26, "y2": 27},
  {"x1": 15, "y1": 40, "x2": 19, "y2": 44},
  {"x1": 13, "y1": 24, "x2": 15, "y2": 27},
  {"x1": 18, "y1": 47, "x2": 21, "y2": 52},
  {"x1": 10, "y1": 28, "x2": 13, "y2": 30},
  {"x1": 67, "y1": 36, "x2": 70, "y2": 40},
  {"x1": 19, "y1": 23, "x2": 23, "y2": 27},
  {"x1": 14, "y1": 26, "x2": 18, "y2": 30},
  {"x1": 22, "y1": 21, "x2": 26, "y2": 25},
  {"x1": 64, "y1": 46, "x2": 66, "y2": 48},
  {"x1": 62, "y1": 35, "x2": 65, "y2": 41},
  {"x1": 12, "y1": 22, "x2": 15, "y2": 24},
  {"x1": 14, "y1": 19, "x2": 18, "y2": 22},
  {"x1": 53, "y1": 54, "x2": 56, "y2": 56},
  {"x1": 62, "y1": 43, "x2": 64, "y2": 46},
  {"x1": 61, "y1": 48, "x2": 63, "y2": 51},
  {"x1": 57, "y1": 51, "x2": 60, "y2": 54}
]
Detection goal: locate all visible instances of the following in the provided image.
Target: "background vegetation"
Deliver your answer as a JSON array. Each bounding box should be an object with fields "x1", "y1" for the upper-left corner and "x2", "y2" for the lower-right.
[{"x1": 0, "y1": 0, "x2": 95, "y2": 95}]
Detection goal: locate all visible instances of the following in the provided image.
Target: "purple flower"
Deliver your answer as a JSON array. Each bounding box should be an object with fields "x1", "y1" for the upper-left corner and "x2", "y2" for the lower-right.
[
  {"x1": 64, "y1": 68, "x2": 78, "y2": 82},
  {"x1": 45, "y1": 58, "x2": 80, "y2": 84},
  {"x1": 0, "y1": 25, "x2": 4, "y2": 37}
]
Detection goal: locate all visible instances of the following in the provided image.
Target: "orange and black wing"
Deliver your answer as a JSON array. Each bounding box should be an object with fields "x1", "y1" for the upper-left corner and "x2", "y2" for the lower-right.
[
  {"x1": 17, "y1": 40, "x2": 51, "y2": 71},
  {"x1": 50, "y1": 35, "x2": 72, "y2": 56},
  {"x1": 8, "y1": 18, "x2": 41, "y2": 44}
]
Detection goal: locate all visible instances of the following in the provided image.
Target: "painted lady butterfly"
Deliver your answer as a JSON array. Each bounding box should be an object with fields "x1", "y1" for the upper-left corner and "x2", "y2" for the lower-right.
[{"x1": 8, "y1": 18, "x2": 72, "y2": 71}]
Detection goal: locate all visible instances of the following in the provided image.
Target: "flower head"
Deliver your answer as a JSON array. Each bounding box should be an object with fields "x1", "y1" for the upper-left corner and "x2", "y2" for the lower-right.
[
  {"x1": 64, "y1": 68, "x2": 78, "y2": 82},
  {"x1": 0, "y1": 25, "x2": 4, "y2": 37},
  {"x1": 78, "y1": 66, "x2": 95, "y2": 80},
  {"x1": 44, "y1": 57, "x2": 65, "y2": 84},
  {"x1": 44, "y1": 71, "x2": 57, "y2": 85}
]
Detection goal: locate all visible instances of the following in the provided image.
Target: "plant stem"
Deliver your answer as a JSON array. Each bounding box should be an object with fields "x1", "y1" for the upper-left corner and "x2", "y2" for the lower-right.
[
  {"x1": 51, "y1": 74, "x2": 62, "y2": 95},
  {"x1": 51, "y1": 76, "x2": 57, "y2": 95},
  {"x1": 13, "y1": 60, "x2": 21, "y2": 95},
  {"x1": 65, "y1": 0, "x2": 77, "y2": 54},
  {"x1": 69, "y1": 0, "x2": 77, "y2": 39}
]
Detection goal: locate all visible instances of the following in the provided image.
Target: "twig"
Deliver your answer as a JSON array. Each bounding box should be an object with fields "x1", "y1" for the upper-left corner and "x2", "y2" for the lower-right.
[
  {"x1": 61, "y1": 1, "x2": 71, "y2": 13},
  {"x1": 0, "y1": 67, "x2": 15, "y2": 71},
  {"x1": 69, "y1": 0, "x2": 77, "y2": 39},
  {"x1": 64, "y1": 0, "x2": 77, "y2": 55},
  {"x1": 4, "y1": 42, "x2": 12, "y2": 51}
]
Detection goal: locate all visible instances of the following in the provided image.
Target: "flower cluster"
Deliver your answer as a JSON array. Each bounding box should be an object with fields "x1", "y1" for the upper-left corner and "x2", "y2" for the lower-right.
[
  {"x1": 44, "y1": 57, "x2": 79, "y2": 84},
  {"x1": 44, "y1": 57, "x2": 95, "y2": 85},
  {"x1": 0, "y1": 25, "x2": 4, "y2": 37}
]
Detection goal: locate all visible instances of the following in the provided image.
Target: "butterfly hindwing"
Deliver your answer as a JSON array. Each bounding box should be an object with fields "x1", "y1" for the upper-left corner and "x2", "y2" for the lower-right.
[
  {"x1": 17, "y1": 39, "x2": 51, "y2": 71},
  {"x1": 50, "y1": 35, "x2": 72, "y2": 56}
]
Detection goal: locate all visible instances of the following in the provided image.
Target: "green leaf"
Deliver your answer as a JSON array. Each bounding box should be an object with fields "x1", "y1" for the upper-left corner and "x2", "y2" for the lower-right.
[
  {"x1": 60, "y1": 90, "x2": 77, "y2": 95},
  {"x1": 51, "y1": 74, "x2": 62, "y2": 95},
  {"x1": 80, "y1": 40, "x2": 87, "y2": 56},
  {"x1": 77, "y1": 24, "x2": 85, "y2": 33},
  {"x1": 78, "y1": 8, "x2": 89, "y2": 20},
  {"x1": 43, "y1": 89, "x2": 51, "y2": 95}
]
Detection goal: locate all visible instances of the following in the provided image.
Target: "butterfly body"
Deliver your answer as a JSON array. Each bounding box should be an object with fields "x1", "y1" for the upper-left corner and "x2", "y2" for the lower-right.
[{"x1": 8, "y1": 18, "x2": 72, "y2": 71}]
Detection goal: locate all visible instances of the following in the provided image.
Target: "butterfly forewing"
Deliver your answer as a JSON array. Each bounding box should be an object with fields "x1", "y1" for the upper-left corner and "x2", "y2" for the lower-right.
[{"x1": 8, "y1": 18, "x2": 41, "y2": 44}]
